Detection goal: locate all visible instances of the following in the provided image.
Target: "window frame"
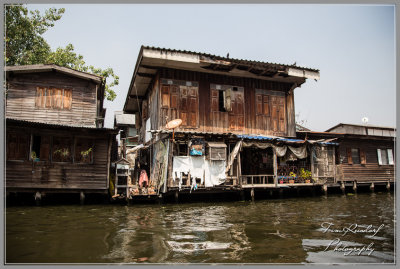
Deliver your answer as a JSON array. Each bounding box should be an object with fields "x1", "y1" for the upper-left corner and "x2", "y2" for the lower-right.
[
  {"x1": 51, "y1": 136, "x2": 73, "y2": 163},
  {"x1": 377, "y1": 148, "x2": 394, "y2": 166},
  {"x1": 74, "y1": 137, "x2": 95, "y2": 164},
  {"x1": 35, "y1": 87, "x2": 72, "y2": 110}
]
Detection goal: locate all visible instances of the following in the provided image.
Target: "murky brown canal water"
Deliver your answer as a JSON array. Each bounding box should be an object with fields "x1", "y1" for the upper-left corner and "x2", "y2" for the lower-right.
[{"x1": 6, "y1": 192, "x2": 394, "y2": 264}]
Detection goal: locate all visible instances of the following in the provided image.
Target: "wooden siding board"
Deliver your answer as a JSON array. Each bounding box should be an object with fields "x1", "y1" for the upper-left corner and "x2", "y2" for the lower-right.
[{"x1": 6, "y1": 126, "x2": 111, "y2": 191}]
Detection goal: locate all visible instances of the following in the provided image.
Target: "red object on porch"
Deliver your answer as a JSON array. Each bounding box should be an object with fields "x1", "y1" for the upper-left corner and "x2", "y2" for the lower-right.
[{"x1": 139, "y1": 170, "x2": 149, "y2": 188}]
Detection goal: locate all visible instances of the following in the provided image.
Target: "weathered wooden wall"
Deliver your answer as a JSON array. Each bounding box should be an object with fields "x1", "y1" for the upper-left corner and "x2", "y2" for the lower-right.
[
  {"x1": 6, "y1": 72, "x2": 98, "y2": 127},
  {"x1": 140, "y1": 68, "x2": 295, "y2": 138},
  {"x1": 336, "y1": 139, "x2": 395, "y2": 182},
  {"x1": 6, "y1": 125, "x2": 112, "y2": 192}
]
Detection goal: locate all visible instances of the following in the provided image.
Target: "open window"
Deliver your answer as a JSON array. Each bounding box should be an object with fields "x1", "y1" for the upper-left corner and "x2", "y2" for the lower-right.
[
  {"x1": 30, "y1": 135, "x2": 50, "y2": 161},
  {"x1": 52, "y1": 137, "x2": 72, "y2": 162},
  {"x1": 377, "y1": 149, "x2": 394, "y2": 165},
  {"x1": 75, "y1": 138, "x2": 94, "y2": 163}
]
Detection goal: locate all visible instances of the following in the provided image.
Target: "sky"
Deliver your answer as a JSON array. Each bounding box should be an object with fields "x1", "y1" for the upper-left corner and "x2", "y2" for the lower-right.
[{"x1": 27, "y1": 4, "x2": 396, "y2": 131}]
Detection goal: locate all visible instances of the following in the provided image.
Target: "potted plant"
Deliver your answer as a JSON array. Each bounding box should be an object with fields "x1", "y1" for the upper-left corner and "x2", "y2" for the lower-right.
[
  {"x1": 289, "y1": 172, "x2": 296, "y2": 184},
  {"x1": 31, "y1": 151, "x2": 39, "y2": 162},
  {"x1": 300, "y1": 168, "x2": 312, "y2": 183},
  {"x1": 80, "y1": 147, "x2": 93, "y2": 162}
]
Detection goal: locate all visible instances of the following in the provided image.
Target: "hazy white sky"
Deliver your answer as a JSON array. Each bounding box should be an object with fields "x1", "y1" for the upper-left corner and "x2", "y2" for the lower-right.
[{"x1": 28, "y1": 4, "x2": 396, "y2": 131}]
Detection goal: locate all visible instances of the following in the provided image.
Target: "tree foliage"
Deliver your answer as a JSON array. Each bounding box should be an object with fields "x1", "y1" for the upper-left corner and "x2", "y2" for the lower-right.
[{"x1": 5, "y1": 4, "x2": 118, "y2": 101}]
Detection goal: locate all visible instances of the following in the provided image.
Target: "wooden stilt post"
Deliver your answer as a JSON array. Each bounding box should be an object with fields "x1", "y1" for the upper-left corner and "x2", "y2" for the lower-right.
[
  {"x1": 370, "y1": 182, "x2": 375, "y2": 192},
  {"x1": 273, "y1": 148, "x2": 278, "y2": 187},
  {"x1": 269, "y1": 190, "x2": 273, "y2": 197},
  {"x1": 352, "y1": 181, "x2": 357, "y2": 193},
  {"x1": 251, "y1": 188, "x2": 255, "y2": 202},
  {"x1": 279, "y1": 188, "x2": 284, "y2": 198},
  {"x1": 340, "y1": 181, "x2": 345, "y2": 195},
  {"x1": 34, "y1": 191, "x2": 41, "y2": 206},
  {"x1": 80, "y1": 191, "x2": 85, "y2": 205}
]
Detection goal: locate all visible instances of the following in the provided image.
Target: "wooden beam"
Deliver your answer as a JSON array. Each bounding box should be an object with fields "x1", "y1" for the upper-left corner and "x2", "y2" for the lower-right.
[{"x1": 137, "y1": 72, "x2": 155, "y2": 78}]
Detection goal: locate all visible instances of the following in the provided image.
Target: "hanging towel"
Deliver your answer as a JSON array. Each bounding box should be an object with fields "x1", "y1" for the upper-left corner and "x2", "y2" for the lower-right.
[{"x1": 139, "y1": 169, "x2": 149, "y2": 188}]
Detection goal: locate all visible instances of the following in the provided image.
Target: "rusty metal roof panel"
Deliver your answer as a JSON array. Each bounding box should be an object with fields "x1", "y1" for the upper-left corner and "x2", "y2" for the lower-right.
[{"x1": 6, "y1": 118, "x2": 117, "y2": 132}]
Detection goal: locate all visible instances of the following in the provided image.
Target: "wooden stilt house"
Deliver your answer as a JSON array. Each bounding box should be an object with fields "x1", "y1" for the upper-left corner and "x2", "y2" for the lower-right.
[{"x1": 5, "y1": 65, "x2": 117, "y2": 198}]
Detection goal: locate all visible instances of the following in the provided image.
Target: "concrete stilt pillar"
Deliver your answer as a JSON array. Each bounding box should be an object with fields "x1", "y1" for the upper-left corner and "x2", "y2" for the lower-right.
[
  {"x1": 34, "y1": 191, "x2": 41, "y2": 206},
  {"x1": 322, "y1": 184, "x2": 328, "y2": 196},
  {"x1": 352, "y1": 181, "x2": 357, "y2": 193},
  {"x1": 370, "y1": 182, "x2": 375, "y2": 192},
  {"x1": 174, "y1": 190, "x2": 179, "y2": 203},
  {"x1": 80, "y1": 191, "x2": 85, "y2": 205},
  {"x1": 340, "y1": 182, "x2": 345, "y2": 195},
  {"x1": 251, "y1": 188, "x2": 255, "y2": 202},
  {"x1": 386, "y1": 181, "x2": 391, "y2": 191}
]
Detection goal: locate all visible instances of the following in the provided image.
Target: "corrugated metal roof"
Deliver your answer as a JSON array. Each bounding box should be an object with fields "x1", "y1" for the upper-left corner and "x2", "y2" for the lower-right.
[
  {"x1": 6, "y1": 64, "x2": 103, "y2": 83},
  {"x1": 326, "y1": 123, "x2": 396, "y2": 132},
  {"x1": 6, "y1": 118, "x2": 117, "y2": 132},
  {"x1": 142, "y1": 46, "x2": 319, "y2": 72}
]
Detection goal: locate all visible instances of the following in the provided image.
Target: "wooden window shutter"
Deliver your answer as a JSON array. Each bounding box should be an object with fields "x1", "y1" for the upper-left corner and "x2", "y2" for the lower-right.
[
  {"x1": 63, "y1": 89, "x2": 72, "y2": 109},
  {"x1": 52, "y1": 88, "x2": 63, "y2": 109},
  {"x1": 263, "y1": 95, "x2": 269, "y2": 115},
  {"x1": 347, "y1": 148, "x2": 353, "y2": 164},
  {"x1": 377, "y1": 149, "x2": 382, "y2": 165},
  {"x1": 161, "y1": 85, "x2": 170, "y2": 108},
  {"x1": 256, "y1": 94, "x2": 263, "y2": 115},
  {"x1": 188, "y1": 86, "x2": 198, "y2": 127},
  {"x1": 211, "y1": 89, "x2": 219, "y2": 112},
  {"x1": 236, "y1": 93, "x2": 244, "y2": 130},
  {"x1": 35, "y1": 87, "x2": 42, "y2": 107},
  {"x1": 40, "y1": 136, "x2": 50, "y2": 161},
  {"x1": 17, "y1": 134, "x2": 28, "y2": 160},
  {"x1": 360, "y1": 149, "x2": 366, "y2": 164},
  {"x1": 179, "y1": 86, "x2": 188, "y2": 126},
  {"x1": 45, "y1": 88, "x2": 52, "y2": 108},
  {"x1": 387, "y1": 149, "x2": 394, "y2": 165},
  {"x1": 7, "y1": 133, "x2": 17, "y2": 160},
  {"x1": 170, "y1": 86, "x2": 179, "y2": 120}
]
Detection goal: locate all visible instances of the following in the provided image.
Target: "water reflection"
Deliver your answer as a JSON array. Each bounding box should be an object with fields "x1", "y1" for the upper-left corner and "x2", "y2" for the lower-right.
[{"x1": 6, "y1": 193, "x2": 394, "y2": 264}]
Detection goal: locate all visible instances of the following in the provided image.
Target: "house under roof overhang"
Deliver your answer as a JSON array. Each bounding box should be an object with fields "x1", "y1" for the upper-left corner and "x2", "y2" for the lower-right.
[{"x1": 124, "y1": 46, "x2": 320, "y2": 113}]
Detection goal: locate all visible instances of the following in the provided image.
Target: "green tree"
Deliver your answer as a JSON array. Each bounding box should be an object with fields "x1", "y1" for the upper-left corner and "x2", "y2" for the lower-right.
[{"x1": 5, "y1": 4, "x2": 118, "y2": 101}]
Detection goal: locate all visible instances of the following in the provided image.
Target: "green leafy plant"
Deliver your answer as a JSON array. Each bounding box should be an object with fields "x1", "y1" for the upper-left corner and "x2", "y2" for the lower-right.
[
  {"x1": 81, "y1": 147, "x2": 93, "y2": 158},
  {"x1": 54, "y1": 148, "x2": 69, "y2": 157},
  {"x1": 299, "y1": 168, "x2": 312, "y2": 179},
  {"x1": 31, "y1": 151, "x2": 37, "y2": 160},
  {"x1": 289, "y1": 172, "x2": 297, "y2": 178},
  {"x1": 5, "y1": 4, "x2": 118, "y2": 101}
]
